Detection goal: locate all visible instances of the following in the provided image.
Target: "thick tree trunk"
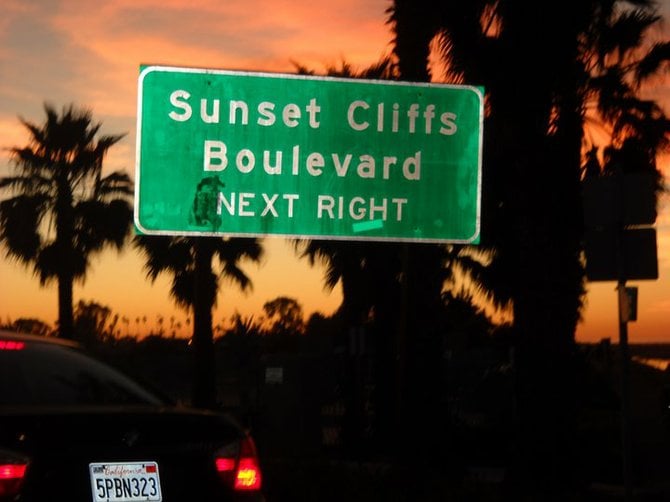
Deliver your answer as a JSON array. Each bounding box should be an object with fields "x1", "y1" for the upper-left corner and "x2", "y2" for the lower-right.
[
  {"x1": 498, "y1": 108, "x2": 582, "y2": 499},
  {"x1": 512, "y1": 233, "x2": 581, "y2": 495}
]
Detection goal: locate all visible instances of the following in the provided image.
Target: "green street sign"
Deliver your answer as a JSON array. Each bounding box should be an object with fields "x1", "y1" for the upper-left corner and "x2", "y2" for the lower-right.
[{"x1": 135, "y1": 66, "x2": 483, "y2": 243}]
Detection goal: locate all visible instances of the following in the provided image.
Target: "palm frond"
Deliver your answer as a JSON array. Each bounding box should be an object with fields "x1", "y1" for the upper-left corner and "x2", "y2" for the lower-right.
[
  {"x1": 213, "y1": 237, "x2": 263, "y2": 265},
  {"x1": 35, "y1": 242, "x2": 88, "y2": 285},
  {"x1": 635, "y1": 41, "x2": 670, "y2": 81},
  {"x1": 97, "y1": 171, "x2": 134, "y2": 198},
  {"x1": 0, "y1": 174, "x2": 53, "y2": 196},
  {"x1": 75, "y1": 198, "x2": 133, "y2": 252},
  {"x1": 134, "y1": 235, "x2": 193, "y2": 281},
  {"x1": 0, "y1": 195, "x2": 46, "y2": 262},
  {"x1": 609, "y1": 9, "x2": 660, "y2": 55},
  {"x1": 170, "y1": 269, "x2": 196, "y2": 309}
]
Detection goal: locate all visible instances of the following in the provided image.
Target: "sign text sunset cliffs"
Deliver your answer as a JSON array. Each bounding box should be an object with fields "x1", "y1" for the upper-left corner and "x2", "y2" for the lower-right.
[{"x1": 135, "y1": 66, "x2": 483, "y2": 243}]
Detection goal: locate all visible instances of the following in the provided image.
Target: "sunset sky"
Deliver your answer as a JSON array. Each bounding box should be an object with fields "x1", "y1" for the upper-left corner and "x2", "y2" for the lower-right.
[{"x1": 1, "y1": 0, "x2": 669, "y2": 342}]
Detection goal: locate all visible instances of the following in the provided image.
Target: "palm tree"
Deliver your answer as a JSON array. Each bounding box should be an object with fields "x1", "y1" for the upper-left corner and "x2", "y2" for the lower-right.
[
  {"x1": 293, "y1": 55, "x2": 506, "y2": 318},
  {"x1": 0, "y1": 103, "x2": 133, "y2": 338},
  {"x1": 292, "y1": 56, "x2": 402, "y2": 327},
  {"x1": 292, "y1": 56, "x2": 507, "y2": 451},
  {"x1": 388, "y1": 0, "x2": 669, "y2": 322},
  {"x1": 582, "y1": 3, "x2": 670, "y2": 184},
  {"x1": 387, "y1": 0, "x2": 668, "y2": 493},
  {"x1": 135, "y1": 234, "x2": 263, "y2": 408}
]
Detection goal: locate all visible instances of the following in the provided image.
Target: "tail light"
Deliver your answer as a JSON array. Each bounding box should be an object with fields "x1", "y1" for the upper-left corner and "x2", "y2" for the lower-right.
[
  {"x1": 0, "y1": 450, "x2": 29, "y2": 498},
  {"x1": 215, "y1": 435, "x2": 262, "y2": 491},
  {"x1": 0, "y1": 341, "x2": 25, "y2": 351}
]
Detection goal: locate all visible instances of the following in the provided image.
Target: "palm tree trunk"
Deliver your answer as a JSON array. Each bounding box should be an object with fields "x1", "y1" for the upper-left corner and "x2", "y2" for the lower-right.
[
  {"x1": 191, "y1": 238, "x2": 217, "y2": 408},
  {"x1": 57, "y1": 275, "x2": 75, "y2": 339},
  {"x1": 499, "y1": 8, "x2": 584, "y2": 494},
  {"x1": 55, "y1": 175, "x2": 76, "y2": 340}
]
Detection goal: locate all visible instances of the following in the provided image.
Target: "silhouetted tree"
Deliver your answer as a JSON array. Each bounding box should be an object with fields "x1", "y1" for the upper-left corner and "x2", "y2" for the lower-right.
[
  {"x1": 387, "y1": 0, "x2": 669, "y2": 495},
  {"x1": 2, "y1": 317, "x2": 53, "y2": 336},
  {"x1": 0, "y1": 103, "x2": 133, "y2": 338},
  {"x1": 135, "y1": 235, "x2": 263, "y2": 408},
  {"x1": 262, "y1": 296, "x2": 305, "y2": 335},
  {"x1": 227, "y1": 312, "x2": 262, "y2": 337},
  {"x1": 293, "y1": 57, "x2": 506, "y2": 455},
  {"x1": 73, "y1": 299, "x2": 113, "y2": 346}
]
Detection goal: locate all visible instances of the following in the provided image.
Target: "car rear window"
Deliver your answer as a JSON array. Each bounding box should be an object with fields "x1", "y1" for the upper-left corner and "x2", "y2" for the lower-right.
[{"x1": 0, "y1": 340, "x2": 165, "y2": 407}]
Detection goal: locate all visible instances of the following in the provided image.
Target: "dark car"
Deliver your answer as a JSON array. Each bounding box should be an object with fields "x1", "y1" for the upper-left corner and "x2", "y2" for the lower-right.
[{"x1": 0, "y1": 330, "x2": 264, "y2": 501}]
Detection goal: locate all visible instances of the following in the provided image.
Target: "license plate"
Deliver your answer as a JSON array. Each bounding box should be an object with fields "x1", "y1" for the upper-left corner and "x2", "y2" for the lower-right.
[{"x1": 89, "y1": 462, "x2": 162, "y2": 502}]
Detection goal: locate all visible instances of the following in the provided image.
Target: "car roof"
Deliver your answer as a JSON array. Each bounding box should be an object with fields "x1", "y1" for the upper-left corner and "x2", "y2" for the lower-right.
[{"x1": 0, "y1": 329, "x2": 80, "y2": 349}]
